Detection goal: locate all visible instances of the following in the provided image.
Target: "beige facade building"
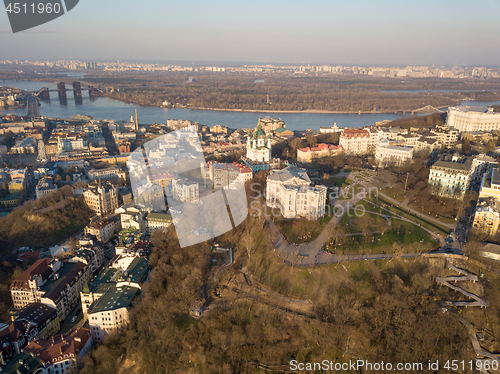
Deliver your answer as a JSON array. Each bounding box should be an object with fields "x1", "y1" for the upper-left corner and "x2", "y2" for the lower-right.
[
  {"x1": 266, "y1": 167, "x2": 327, "y2": 220},
  {"x1": 171, "y1": 177, "x2": 199, "y2": 202},
  {"x1": 201, "y1": 161, "x2": 253, "y2": 190},
  {"x1": 339, "y1": 129, "x2": 370, "y2": 154},
  {"x1": 446, "y1": 106, "x2": 500, "y2": 132},
  {"x1": 375, "y1": 139, "x2": 413, "y2": 166},
  {"x1": 428, "y1": 154, "x2": 472, "y2": 199},
  {"x1": 84, "y1": 216, "x2": 121, "y2": 243},
  {"x1": 473, "y1": 168, "x2": 500, "y2": 236},
  {"x1": 297, "y1": 143, "x2": 342, "y2": 163},
  {"x1": 83, "y1": 181, "x2": 119, "y2": 216}
]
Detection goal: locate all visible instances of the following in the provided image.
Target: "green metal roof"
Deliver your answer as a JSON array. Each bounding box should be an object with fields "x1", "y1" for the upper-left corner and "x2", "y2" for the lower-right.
[
  {"x1": 1, "y1": 352, "x2": 44, "y2": 374},
  {"x1": 89, "y1": 286, "x2": 139, "y2": 314},
  {"x1": 146, "y1": 212, "x2": 172, "y2": 221}
]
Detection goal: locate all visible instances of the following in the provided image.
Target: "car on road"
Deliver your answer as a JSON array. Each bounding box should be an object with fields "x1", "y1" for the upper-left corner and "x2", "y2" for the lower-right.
[
  {"x1": 71, "y1": 316, "x2": 77, "y2": 323},
  {"x1": 445, "y1": 237, "x2": 454, "y2": 243}
]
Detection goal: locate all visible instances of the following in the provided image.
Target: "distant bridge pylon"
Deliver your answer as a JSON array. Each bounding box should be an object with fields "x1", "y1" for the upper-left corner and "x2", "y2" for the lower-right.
[
  {"x1": 413, "y1": 105, "x2": 446, "y2": 114},
  {"x1": 34, "y1": 81, "x2": 104, "y2": 98}
]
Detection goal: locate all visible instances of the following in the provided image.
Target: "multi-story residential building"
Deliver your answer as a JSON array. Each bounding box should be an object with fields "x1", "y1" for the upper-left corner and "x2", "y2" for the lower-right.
[
  {"x1": 57, "y1": 136, "x2": 87, "y2": 152},
  {"x1": 14, "y1": 303, "x2": 60, "y2": 340},
  {"x1": 78, "y1": 235, "x2": 106, "y2": 269},
  {"x1": 146, "y1": 212, "x2": 173, "y2": 233},
  {"x1": 171, "y1": 177, "x2": 199, "y2": 202},
  {"x1": 266, "y1": 167, "x2": 327, "y2": 220},
  {"x1": 134, "y1": 182, "x2": 165, "y2": 209},
  {"x1": 473, "y1": 197, "x2": 500, "y2": 236},
  {"x1": 427, "y1": 153, "x2": 473, "y2": 199},
  {"x1": 297, "y1": 143, "x2": 342, "y2": 163},
  {"x1": 88, "y1": 286, "x2": 140, "y2": 343},
  {"x1": 10, "y1": 259, "x2": 90, "y2": 322},
  {"x1": 472, "y1": 168, "x2": 500, "y2": 236},
  {"x1": 375, "y1": 139, "x2": 413, "y2": 166},
  {"x1": 339, "y1": 129, "x2": 370, "y2": 154},
  {"x1": 257, "y1": 116, "x2": 286, "y2": 134},
  {"x1": 414, "y1": 137, "x2": 440, "y2": 153},
  {"x1": 23, "y1": 328, "x2": 92, "y2": 374},
  {"x1": 120, "y1": 206, "x2": 146, "y2": 231},
  {"x1": 10, "y1": 259, "x2": 55, "y2": 309},
  {"x1": 201, "y1": 161, "x2": 253, "y2": 190},
  {"x1": 469, "y1": 154, "x2": 498, "y2": 185},
  {"x1": 446, "y1": 106, "x2": 500, "y2": 132},
  {"x1": 84, "y1": 216, "x2": 121, "y2": 243},
  {"x1": 430, "y1": 125, "x2": 459, "y2": 148},
  {"x1": 35, "y1": 177, "x2": 57, "y2": 199},
  {"x1": 83, "y1": 181, "x2": 119, "y2": 216},
  {"x1": 246, "y1": 124, "x2": 272, "y2": 162}
]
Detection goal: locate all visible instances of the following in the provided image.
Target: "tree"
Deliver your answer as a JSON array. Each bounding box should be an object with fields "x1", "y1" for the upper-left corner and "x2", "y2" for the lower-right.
[
  {"x1": 66, "y1": 175, "x2": 72, "y2": 182},
  {"x1": 56, "y1": 174, "x2": 62, "y2": 182},
  {"x1": 462, "y1": 138, "x2": 471, "y2": 155}
]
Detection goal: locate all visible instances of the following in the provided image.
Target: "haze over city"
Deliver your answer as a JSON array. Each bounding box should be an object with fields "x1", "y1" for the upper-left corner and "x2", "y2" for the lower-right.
[{"x1": 1, "y1": 0, "x2": 500, "y2": 65}]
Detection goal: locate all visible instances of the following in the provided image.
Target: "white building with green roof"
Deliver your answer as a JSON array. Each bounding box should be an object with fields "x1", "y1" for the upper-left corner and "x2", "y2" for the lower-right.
[
  {"x1": 88, "y1": 286, "x2": 139, "y2": 343},
  {"x1": 246, "y1": 124, "x2": 272, "y2": 162}
]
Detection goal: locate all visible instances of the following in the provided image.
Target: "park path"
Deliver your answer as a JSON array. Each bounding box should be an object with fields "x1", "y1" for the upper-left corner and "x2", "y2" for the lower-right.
[
  {"x1": 267, "y1": 175, "x2": 448, "y2": 267},
  {"x1": 437, "y1": 258, "x2": 499, "y2": 373}
]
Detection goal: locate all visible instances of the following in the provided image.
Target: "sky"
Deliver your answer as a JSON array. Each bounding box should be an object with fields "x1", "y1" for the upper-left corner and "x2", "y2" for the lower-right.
[{"x1": 1, "y1": 0, "x2": 500, "y2": 65}]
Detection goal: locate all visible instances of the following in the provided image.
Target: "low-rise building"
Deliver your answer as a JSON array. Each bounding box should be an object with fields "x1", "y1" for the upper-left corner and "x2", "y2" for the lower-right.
[
  {"x1": 297, "y1": 143, "x2": 342, "y2": 163},
  {"x1": 86, "y1": 167, "x2": 125, "y2": 182},
  {"x1": 35, "y1": 177, "x2": 57, "y2": 199},
  {"x1": 266, "y1": 166, "x2": 327, "y2": 220},
  {"x1": 84, "y1": 216, "x2": 121, "y2": 243},
  {"x1": 375, "y1": 139, "x2": 413, "y2": 167},
  {"x1": 146, "y1": 212, "x2": 172, "y2": 233},
  {"x1": 319, "y1": 123, "x2": 343, "y2": 133}
]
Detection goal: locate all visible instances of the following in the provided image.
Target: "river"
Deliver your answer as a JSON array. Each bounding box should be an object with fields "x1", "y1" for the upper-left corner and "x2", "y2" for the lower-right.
[{"x1": 2, "y1": 80, "x2": 500, "y2": 131}]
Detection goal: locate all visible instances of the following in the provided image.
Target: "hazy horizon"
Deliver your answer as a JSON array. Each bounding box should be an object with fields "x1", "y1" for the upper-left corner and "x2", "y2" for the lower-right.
[{"x1": 1, "y1": 0, "x2": 500, "y2": 66}]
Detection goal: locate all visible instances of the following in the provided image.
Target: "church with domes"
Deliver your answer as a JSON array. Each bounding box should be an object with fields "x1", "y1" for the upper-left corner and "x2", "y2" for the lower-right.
[{"x1": 246, "y1": 124, "x2": 272, "y2": 162}]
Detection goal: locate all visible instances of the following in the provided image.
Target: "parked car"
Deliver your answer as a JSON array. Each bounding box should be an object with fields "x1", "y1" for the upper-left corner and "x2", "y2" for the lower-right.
[{"x1": 71, "y1": 316, "x2": 77, "y2": 323}]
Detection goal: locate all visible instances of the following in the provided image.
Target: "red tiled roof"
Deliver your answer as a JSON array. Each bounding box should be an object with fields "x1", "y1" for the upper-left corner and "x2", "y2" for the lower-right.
[
  {"x1": 23, "y1": 328, "x2": 91, "y2": 365},
  {"x1": 10, "y1": 259, "x2": 53, "y2": 290}
]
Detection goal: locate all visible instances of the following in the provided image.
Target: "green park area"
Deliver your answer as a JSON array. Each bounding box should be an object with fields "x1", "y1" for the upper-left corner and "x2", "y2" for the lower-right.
[
  {"x1": 330, "y1": 176, "x2": 353, "y2": 189},
  {"x1": 325, "y1": 205, "x2": 438, "y2": 256},
  {"x1": 363, "y1": 196, "x2": 450, "y2": 235}
]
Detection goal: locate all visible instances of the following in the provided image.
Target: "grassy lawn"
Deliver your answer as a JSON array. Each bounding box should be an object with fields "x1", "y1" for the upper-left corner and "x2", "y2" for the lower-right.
[
  {"x1": 407, "y1": 201, "x2": 457, "y2": 224},
  {"x1": 330, "y1": 176, "x2": 353, "y2": 189},
  {"x1": 366, "y1": 196, "x2": 450, "y2": 235},
  {"x1": 338, "y1": 184, "x2": 364, "y2": 200},
  {"x1": 326, "y1": 219, "x2": 437, "y2": 256},
  {"x1": 381, "y1": 187, "x2": 405, "y2": 203}
]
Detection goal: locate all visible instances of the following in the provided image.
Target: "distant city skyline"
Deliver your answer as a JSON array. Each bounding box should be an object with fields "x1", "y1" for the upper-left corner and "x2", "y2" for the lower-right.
[{"x1": 1, "y1": 0, "x2": 500, "y2": 65}]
